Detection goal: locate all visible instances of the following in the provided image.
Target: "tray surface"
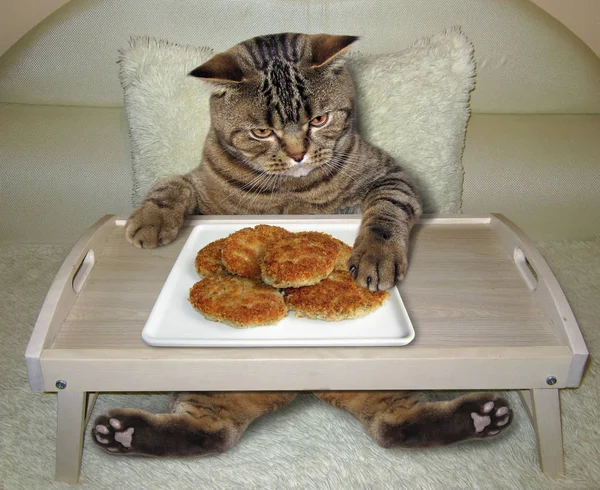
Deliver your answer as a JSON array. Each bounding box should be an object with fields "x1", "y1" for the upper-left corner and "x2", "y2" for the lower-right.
[{"x1": 141, "y1": 220, "x2": 415, "y2": 347}]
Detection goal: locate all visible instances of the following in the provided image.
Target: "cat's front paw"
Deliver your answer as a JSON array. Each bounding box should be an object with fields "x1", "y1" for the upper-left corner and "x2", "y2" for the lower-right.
[
  {"x1": 125, "y1": 201, "x2": 185, "y2": 248},
  {"x1": 348, "y1": 236, "x2": 408, "y2": 291}
]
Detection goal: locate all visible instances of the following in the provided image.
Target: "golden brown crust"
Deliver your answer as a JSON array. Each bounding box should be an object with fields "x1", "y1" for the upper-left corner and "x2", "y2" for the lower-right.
[
  {"x1": 284, "y1": 270, "x2": 389, "y2": 321},
  {"x1": 221, "y1": 225, "x2": 292, "y2": 277},
  {"x1": 333, "y1": 239, "x2": 352, "y2": 272},
  {"x1": 189, "y1": 275, "x2": 288, "y2": 328},
  {"x1": 194, "y1": 238, "x2": 228, "y2": 276},
  {"x1": 261, "y1": 231, "x2": 342, "y2": 288}
]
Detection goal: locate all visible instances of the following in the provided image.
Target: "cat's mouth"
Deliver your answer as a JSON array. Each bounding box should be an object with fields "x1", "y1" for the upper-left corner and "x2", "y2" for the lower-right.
[
  {"x1": 285, "y1": 163, "x2": 313, "y2": 178},
  {"x1": 265, "y1": 160, "x2": 314, "y2": 178}
]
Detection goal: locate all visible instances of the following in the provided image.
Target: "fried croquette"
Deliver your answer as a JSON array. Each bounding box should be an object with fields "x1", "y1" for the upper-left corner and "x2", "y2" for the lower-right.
[
  {"x1": 194, "y1": 238, "x2": 227, "y2": 276},
  {"x1": 283, "y1": 270, "x2": 389, "y2": 321},
  {"x1": 189, "y1": 275, "x2": 288, "y2": 328},
  {"x1": 261, "y1": 231, "x2": 341, "y2": 288},
  {"x1": 221, "y1": 224, "x2": 292, "y2": 277},
  {"x1": 333, "y1": 239, "x2": 352, "y2": 271}
]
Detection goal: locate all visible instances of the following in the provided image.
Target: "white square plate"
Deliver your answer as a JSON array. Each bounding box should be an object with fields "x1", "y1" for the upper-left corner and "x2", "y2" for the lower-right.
[{"x1": 141, "y1": 217, "x2": 415, "y2": 347}]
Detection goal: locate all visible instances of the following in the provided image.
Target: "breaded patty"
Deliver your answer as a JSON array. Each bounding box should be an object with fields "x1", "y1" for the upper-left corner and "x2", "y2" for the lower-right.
[
  {"x1": 194, "y1": 238, "x2": 227, "y2": 276},
  {"x1": 333, "y1": 239, "x2": 352, "y2": 271},
  {"x1": 261, "y1": 231, "x2": 341, "y2": 288},
  {"x1": 221, "y1": 225, "x2": 292, "y2": 277},
  {"x1": 284, "y1": 270, "x2": 389, "y2": 321},
  {"x1": 189, "y1": 275, "x2": 288, "y2": 328}
]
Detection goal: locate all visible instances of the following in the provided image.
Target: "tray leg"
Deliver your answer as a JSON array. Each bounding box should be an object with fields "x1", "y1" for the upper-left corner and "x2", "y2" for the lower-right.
[
  {"x1": 519, "y1": 390, "x2": 534, "y2": 424},
  {"x1": 530, "y1": 389, "x2": 565, "y2": 477},
  {"x1": 56, "y1": 390, "x2": 86, "y2": 483},
  {"x1": 85, "y1": 392, "x2": 99, "y2": 425}
]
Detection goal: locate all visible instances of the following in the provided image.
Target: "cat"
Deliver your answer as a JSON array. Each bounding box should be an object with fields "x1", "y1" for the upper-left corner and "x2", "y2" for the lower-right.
[{"x1": 92, "y1": 33, "x2": 512, "y2": 456}]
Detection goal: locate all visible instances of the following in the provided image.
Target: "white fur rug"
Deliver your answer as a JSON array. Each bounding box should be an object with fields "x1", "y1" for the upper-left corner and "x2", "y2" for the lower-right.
[{"x1": 0, "y1": 239, "x2": 598, "y2": 489}]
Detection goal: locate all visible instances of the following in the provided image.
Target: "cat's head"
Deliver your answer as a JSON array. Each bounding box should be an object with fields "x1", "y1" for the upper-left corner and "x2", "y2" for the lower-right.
[{"x1": 190, "y1": 33, "x2": 358, "y2": 177}]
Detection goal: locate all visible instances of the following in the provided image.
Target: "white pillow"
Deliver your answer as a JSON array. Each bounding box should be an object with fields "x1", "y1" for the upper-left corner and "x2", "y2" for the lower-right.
[{"x1": 119, "y1": 29, "x2": 475, "y2": 212}]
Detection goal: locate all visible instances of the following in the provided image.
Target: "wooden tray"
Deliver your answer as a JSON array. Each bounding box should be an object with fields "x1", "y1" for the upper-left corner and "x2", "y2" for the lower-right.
[{"x1": 24, "y1": 214, "x2": 589, "y2": 482}]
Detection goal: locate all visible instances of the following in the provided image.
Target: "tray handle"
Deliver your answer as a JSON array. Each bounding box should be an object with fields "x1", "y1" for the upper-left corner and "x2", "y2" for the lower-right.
[
  {"x1": 72, "y1": 249, "x2": 96, "y2": 293},
  {"x1": 24, "y1": 215, "x2": 117, "y2": 392},
  {"x1": 490, "y1": 214, "x2": 589, "y2": 387},
  {"x1": 513, "y1": 247, "x2": 538, "y2": 291}
]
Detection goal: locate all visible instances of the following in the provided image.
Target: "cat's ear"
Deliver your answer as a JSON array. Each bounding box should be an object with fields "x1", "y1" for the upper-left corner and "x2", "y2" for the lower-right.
[
  {"x1": 308, "y1": 34, "x2": 358, "y2": 68},
  {"x1": 189, "y1": 52, "x2": 244, "y2": 84}
]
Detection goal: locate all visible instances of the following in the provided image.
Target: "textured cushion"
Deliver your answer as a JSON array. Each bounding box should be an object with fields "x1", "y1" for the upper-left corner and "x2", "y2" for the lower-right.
[
  {"x1": 119, "y1": 30, "x2": 475, "y2": 213},
  {"x1": 118, "y1": 38, "x2": 214, "y2": 206}
]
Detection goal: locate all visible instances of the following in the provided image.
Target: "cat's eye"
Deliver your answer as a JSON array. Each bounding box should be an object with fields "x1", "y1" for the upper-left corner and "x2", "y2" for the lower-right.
[
  {"x1": 251, "y1": 128, "x2": 273, "y2": 139},
  {"x1": 310, "y1": 114, "x2": 329, "y2": 127}
]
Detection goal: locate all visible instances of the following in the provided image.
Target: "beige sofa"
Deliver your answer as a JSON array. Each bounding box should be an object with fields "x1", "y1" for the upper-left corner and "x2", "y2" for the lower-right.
[
  {"x1": 1, "y1": 0, "x2": 599, "y2": 487},
  {"x1": 1, "y1": 0, "x2": 599, "y2": 243}
]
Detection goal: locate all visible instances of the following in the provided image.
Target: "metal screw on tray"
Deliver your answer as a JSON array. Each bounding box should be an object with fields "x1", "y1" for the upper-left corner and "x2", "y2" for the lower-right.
[
  {"x1": 55, "y1": 380, "x2": 67, "y2": 390},
  {"x1": 546, "y1": 376, "x2": 557, "y2": 386}
]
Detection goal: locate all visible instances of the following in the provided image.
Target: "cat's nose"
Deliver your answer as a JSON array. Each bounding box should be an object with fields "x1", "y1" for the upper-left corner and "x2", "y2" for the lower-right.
[{"x1": 288, "y1": 152, "x2": 305, "y2": 163}]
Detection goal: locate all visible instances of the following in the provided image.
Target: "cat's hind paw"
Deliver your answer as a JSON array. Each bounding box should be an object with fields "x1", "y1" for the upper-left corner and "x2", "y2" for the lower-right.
[
  {"x1": 92, "y1": 413, "x2": 141, "y2": 454},
  {"x1": 458, "y1": 393, "x2": 513, "y2": 439},
  {"x1": 376, "y1": 393, "x2": 513, "y2": 449}
]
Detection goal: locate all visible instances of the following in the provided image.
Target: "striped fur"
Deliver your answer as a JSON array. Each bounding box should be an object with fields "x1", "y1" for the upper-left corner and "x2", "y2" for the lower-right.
[
  {"x1": 101, "y1": 34, "x2": 512, "y2": 459},
  {"x1": 127, "y1": 32, "x2": 421, "y2": 291}
]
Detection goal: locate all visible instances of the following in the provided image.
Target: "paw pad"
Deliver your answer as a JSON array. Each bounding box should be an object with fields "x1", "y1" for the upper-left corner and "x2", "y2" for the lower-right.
[
  {"x1": 114, "y1": 427, "x2": 135, "y2": 448},
  {"x1": 471, "y1": 412, "x2": 491, "y2": 433},
  {"x1": 470, "y1": 400, "x2": 512, "y2": 436},
  {"x1": 496, "y1": 406, "x2": 509, "y2": 417},
  {"x1": 93, "y1": 417, "x2": 136, "y2": 452},
  {"x1": 483, "y1": 401, "x2": 495, "y2": 413},
  {"x1": 95, "y1": 424, "x2": 109, "y2": 435}
]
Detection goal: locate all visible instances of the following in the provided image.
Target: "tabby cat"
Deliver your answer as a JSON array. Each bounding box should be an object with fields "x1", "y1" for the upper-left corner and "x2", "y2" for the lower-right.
[{"x1": 92, "y1": 33, "x2": 512, "y2": 456}]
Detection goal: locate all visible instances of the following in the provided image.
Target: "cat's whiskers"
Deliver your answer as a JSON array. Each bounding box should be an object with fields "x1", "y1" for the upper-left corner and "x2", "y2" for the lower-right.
[
  {"x1": 221, "y1": 172, "x2": 270, "y2": 214},
  {"x1": 240, "y1": 172, "x2": 281, "y2": 213},
  {"x1": 319, "y1": 160, "x2": 335, "y2": 180},
  {"x1": 326, "y1": 151, "x2": 364, "y2": 166},
  {"x1": 326, "y1": 156, "x2": 361, "y2": 172},
  {"x1": 322, "y1": 156, "x2": 360, "y2": 182},
  {"x1": 254, "y1": 173, "x2": 281, "y2": 212},
  {"x1": 328, "y1": 151, "x2": 365, "y2": 170},
  {"x1": 231, "y1": 179, "x2": 269, "y2": 214},
  {"x1": 220, "y1": 152, "x2": 281, "y2": 211}
]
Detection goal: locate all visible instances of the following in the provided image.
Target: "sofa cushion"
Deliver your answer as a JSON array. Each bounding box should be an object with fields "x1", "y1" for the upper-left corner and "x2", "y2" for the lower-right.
[
  {"x1": 0, "y1": 104, "x2": 132, "y2": 243},
  {"x1": 462, "y1": 114, "x2": 600, "y2": 240}
]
